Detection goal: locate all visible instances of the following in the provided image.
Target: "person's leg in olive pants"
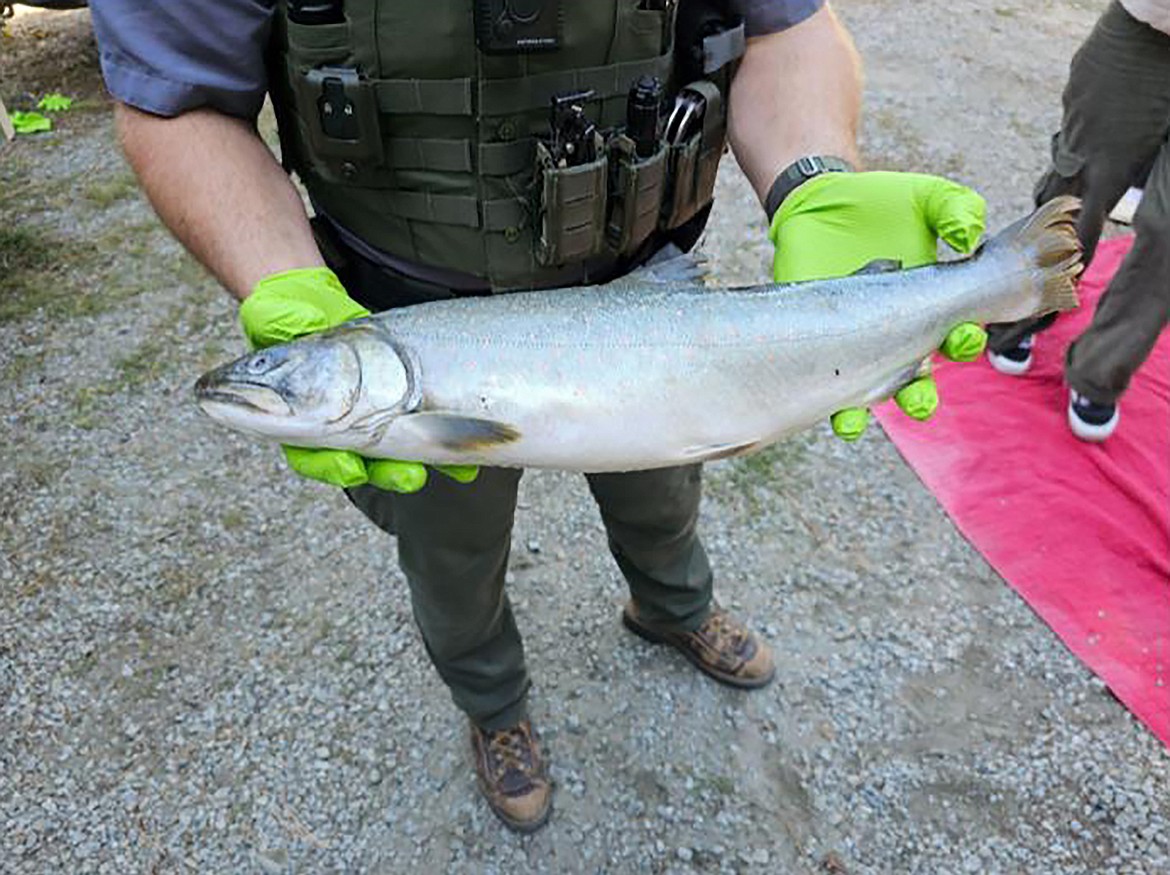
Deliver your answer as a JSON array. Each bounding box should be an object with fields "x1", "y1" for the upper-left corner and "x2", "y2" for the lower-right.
[
  {"x1": 587, "y1": 464, "x2": 714, "y2": 632},
  {"x1": 349, "y1": 461, "x2": 718, "y2": 727},
  {"x1": 348, "y1": 468, "x2": 531, "y2": 731},
  {"x1": 987, "y1": 0, "x2": 1170, "y2": 372},
  {"x1": 1065, "y1": 144, "x2": 1169, "y2": 403}
]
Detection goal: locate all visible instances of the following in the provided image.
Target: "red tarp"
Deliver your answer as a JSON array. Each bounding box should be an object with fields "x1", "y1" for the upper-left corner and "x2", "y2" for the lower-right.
[{"x1": 876, "y1": 236, "x2": 1170, "y2": 745}]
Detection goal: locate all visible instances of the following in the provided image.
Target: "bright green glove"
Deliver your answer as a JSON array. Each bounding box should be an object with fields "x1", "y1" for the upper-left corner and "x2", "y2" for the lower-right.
[
  {"x1": 240, "y1": 267, "x2": 369, "y2": 348},
  {"x1": 769, "y1": 171, "x2": 989, "y2": 440},
  {"x1": 239, "y1": 267, "x2": 478, "y2": 491},
  {"x1": 829, "y1": 408, "x2": 870, "y2": 443}
]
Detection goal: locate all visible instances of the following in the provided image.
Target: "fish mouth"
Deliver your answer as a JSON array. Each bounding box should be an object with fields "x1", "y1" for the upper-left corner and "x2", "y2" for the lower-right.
[{"x1": 194, "y1": 377, "x2": 293, "y2": 418}]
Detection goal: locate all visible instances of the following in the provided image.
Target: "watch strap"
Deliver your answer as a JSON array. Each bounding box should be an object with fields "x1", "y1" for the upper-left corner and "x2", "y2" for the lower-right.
[{"x1": 764, "y1": 155, "x2": 855, "y2": 221}]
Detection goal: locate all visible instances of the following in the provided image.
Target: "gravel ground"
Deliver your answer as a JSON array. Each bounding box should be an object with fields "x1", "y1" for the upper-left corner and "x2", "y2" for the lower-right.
[{"x1": 2, "y1": 2, "x2": 1167, "y2": 873}]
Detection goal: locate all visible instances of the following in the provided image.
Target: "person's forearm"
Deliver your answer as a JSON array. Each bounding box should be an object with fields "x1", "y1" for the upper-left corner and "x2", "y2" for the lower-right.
[
  {"x1": 728, "y1": 4, "x2": 863, "y2": 205},
  {"x1": 115, "y1": 104, "x2": 323, "y2": 300}
]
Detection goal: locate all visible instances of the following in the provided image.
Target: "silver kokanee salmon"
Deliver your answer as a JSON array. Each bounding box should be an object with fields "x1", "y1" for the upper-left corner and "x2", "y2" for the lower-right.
[{"x1": 195, "y1": 196, "x2": 1082, "y2": 472}]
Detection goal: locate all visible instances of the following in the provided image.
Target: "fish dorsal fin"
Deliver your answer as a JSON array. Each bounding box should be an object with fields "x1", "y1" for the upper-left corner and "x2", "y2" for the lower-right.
[
  {"x1": 605, "y1": 246, "x2": 710, "y2": 291},
  {"x1": 852, "y1": 258, "x2": 903, "y2": 275}
]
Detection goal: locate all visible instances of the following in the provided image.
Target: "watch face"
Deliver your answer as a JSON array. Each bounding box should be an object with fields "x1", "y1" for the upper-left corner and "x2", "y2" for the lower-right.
[{"x1": 795, "y1": 155, "x2": 827, "y2": 178}]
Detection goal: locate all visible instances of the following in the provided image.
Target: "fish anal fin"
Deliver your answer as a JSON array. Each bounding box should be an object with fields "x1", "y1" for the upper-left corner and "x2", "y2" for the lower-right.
[
  {"x1": 861, "y1": 360, "x2": 929, "y2": 406},
  {"x1": 403, "y1": 412, "x2": 520, "y2": 452},
  {"x1": 682, "y1": 439, "x2": 764, "y2": 462}
]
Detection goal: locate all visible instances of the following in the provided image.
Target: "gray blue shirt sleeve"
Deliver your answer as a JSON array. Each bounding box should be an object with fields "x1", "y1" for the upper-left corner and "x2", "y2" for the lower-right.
[
  {"x1": 90, "y1": 0, "x2": 826, "y2": 119},
  {"x1": 90, "y1": 0, "x2": 275, "y2": 119},
  {"x1": 731, "y1": 0, "x2": 824, "y2": 37}
]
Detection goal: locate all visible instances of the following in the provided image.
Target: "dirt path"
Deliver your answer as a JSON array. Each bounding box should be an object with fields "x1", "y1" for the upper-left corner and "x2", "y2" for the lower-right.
[{"x1": 1, "y1": 3, "x2": 1166, "y2": 874}]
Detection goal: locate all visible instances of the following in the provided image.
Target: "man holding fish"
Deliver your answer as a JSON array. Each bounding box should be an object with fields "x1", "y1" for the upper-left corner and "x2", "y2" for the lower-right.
[{"x1": 91, "y1": 0, "x2": 991, "y2": 831}]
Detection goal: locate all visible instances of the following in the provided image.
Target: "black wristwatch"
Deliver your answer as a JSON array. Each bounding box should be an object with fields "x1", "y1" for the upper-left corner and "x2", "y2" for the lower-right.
[{"x1": 764, "y1": 155, "x2": 855, "y2": 221}]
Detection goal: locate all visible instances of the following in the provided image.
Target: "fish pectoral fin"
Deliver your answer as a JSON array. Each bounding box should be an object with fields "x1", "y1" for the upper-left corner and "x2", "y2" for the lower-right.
[
  {"x1": 401, "y1": 412, "x2": 520, "y2": 452},
  {"x1": 852, "y1": 258, "x2": 904, "y2": 275},
  {"x1": 681, "y1": 439, "x2": 764, "y2": 462}
]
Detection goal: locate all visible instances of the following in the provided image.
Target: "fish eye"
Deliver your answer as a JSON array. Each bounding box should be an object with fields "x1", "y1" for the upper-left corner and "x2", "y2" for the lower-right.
[{"x1": 246, "y1": 348, "x2": 286, "y2": 375}]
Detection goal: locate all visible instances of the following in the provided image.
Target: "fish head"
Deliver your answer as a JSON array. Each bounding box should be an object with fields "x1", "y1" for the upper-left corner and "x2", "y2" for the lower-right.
[{"x1": 194, "y1": 326, "x2": 413, "y2": 448}]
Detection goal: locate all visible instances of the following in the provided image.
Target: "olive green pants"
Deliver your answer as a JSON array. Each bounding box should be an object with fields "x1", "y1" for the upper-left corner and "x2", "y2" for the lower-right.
[
  {"x1": 348, "y1": 465, "x2": 713, "y2": 730},
  {"x1": 320, "y1": 224, "x2": 716, "y2": 731},
  {"x1": 987, "y1": 0, "x2": 1170, "y2": 403}
]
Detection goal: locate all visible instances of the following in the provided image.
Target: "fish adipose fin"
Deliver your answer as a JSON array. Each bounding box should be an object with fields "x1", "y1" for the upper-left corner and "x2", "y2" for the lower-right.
[
  {"x1": 402, "y1": 413, "x2": 520, "y2": 451},
  {"x1": 990, "y1": 194, "x2": 1084, "y2": 316}
]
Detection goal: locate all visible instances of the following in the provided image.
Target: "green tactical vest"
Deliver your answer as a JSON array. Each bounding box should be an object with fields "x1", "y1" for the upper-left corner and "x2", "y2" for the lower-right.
[{"x1": 269, "y1": 1, "x2": 743, "y2": 291}]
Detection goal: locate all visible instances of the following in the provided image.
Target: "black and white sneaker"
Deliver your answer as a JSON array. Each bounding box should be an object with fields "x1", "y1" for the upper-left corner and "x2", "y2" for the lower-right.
[
  {"x1": 987, "y1": 334, "x2": 1034, "y2": 376},
  {"x1": 1068, "y1": 389, "x2": 1119, "y2": 442}
]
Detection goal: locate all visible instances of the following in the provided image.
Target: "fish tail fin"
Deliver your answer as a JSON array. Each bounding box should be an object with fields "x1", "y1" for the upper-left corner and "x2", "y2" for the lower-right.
[{"x1": 989, "y1": 194, "x2": 1083, "y2": 316}]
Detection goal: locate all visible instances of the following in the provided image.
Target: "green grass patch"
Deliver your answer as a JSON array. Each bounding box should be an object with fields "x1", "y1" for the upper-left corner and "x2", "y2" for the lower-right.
[
  {"x1": 0, "y1": 224, "x2": 109, "y2": 323},
  {"x1": 198, "y1": 339, "x2": 236, "y2": 372},
  {"x1": 14, "y1": 458, "x2": 60, "y2": 491},
  {"x1": 64, "y1": 97, "x2": 108, "y2": 115},
  {"x1": 65, "y1": 649, "x2": 100, "y2": 678},
  {"x1": 704, "y1": 773, "x2": 736, "y2": 797},
  {"x1": 1, "y1": 347, "x2": 47, "y2": 383},
  {"x1": 174, "y1": 251, "x2": 214, "y2": 290},
  {"x1": 0, "y1": 146, "x2": 179, "y2": 323},
  {"x1": 724, "y1": 435, "x2": 813, "y2": 490},
  {"x1": 157, "y1": 565, "x2": 207, "y2": 606},
  {"x1": 0, "y1": 224, "x2": 103, "y2": 322},
  {"x1": 68, "y1": 340, "x2": 173, "y2": 429},
  {"x1": 72, "y1": 384, "x2": 113, "y2": 431},
  {"x1": 0, "y1": 220, "x2": 179, "y2": 324},
  {"x1": 116, "y1": 340, "x2": 168, "y2": 388},
  {"x1": 0, "y1": 225, "x2": 55, "y2": 275},
  {"x1": 83, "y1": 174, "x2": 140, "y2": 208},
  {"x1": 706, "y1": 433, "x2": 817, "y2": 514},
  {"x1": 0, "y1": 158, "x2": 87, "y2": 216}
]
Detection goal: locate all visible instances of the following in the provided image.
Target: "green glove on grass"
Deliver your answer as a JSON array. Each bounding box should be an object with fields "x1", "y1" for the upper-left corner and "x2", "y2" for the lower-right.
[
  {"x1": 239, "y1": 267, "x2": 478, "y2": 491},
  {"x1": 770, "y1": 171, "x2": 989, "y2": 440}
]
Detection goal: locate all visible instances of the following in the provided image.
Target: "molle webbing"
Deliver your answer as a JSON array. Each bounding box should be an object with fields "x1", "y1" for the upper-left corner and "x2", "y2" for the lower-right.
[
  {"x1": 370, "y1": 52, "x2": 675, "y2": 180},
  {"x1": 271, "y1": 1, "x2": 740, "y2": 290},
  {"x1": 368, "y1": 53, "x2": 673, "y2": 117}
]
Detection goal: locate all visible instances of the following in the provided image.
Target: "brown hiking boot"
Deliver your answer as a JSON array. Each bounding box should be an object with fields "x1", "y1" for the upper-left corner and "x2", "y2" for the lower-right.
[
  {"x1": 469, "y1": 719, "x2": 552, "y2": 833},
  {"x1": 622, "y1": 600, "x2": 775, "y2": 689}
]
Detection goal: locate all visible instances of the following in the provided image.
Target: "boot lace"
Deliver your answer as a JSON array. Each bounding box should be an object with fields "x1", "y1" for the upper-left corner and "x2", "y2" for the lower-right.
[
  {"x1": 485, "y1": 722, "x2": 536, "y2": 780},
  {"x1": 700, "y1": 608, "x2": 750, "y2": 654}
]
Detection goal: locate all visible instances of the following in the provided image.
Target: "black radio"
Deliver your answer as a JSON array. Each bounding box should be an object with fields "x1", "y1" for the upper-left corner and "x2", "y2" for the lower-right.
[{"x1": 475, "y1": 0, "x2": 561, "y2": 54}]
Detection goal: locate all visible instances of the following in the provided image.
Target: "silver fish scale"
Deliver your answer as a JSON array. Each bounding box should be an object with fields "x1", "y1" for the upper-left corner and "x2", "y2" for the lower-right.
[{"x1": 351, "y1": 250, "x2": 1045, "y2": 471}]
